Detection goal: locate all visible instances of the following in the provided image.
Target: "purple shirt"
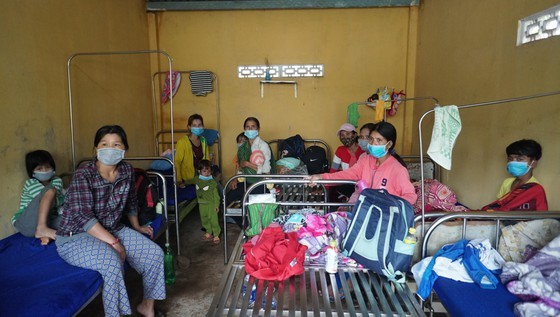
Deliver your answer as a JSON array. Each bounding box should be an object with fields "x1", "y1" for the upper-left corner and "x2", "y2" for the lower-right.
[{"x1": 57, "y1": 160, "x2": 138, "y2": 237}]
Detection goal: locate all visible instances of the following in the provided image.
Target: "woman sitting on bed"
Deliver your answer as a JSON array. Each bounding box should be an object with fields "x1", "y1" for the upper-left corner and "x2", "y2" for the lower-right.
[
  {"x1": 482, "y1": 139, "x2": 548, "y2": 211},
  {"x1": 56, "y1": 125, "x2": 165, "y2": 317},
  {"x1": 175, "y1": 113, "x2": 209, "y2": 187},
  {"x1": 308, "y1": 121, "x2": 417, "y2": 205}
]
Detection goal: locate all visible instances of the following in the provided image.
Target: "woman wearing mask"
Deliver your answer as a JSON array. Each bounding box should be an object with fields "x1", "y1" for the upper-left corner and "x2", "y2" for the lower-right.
[
  {"x1": 358, "y1": 123, "x2": 377, "y2": 154},
  {"x1": 226, "y1": 117, "x2": 272, "y2": 222},
  {"x1": 56, "y1": 125, "x2": 165, "y2": 317},
  {"x1": 309, "y1": 121, "x2": 417, "y2": 205},
  {"x1": 175, "y1": 113, "x2": 209, "y2": 187},
  {"x1": 330, "y1": 123, "x2": 364, "y2": 172}
]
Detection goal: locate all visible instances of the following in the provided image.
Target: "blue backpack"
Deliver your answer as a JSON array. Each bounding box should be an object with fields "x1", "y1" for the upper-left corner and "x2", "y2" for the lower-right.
[{"x1": 342, "y1": 189, "x2": 415, "y2": 283}]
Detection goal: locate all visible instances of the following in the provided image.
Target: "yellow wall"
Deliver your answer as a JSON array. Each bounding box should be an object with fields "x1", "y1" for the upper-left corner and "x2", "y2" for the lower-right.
[
  {"x1": 148, "y1": 8, "x2": 418, "y2": 178},
  {"x1": 413, "y1": 0, "x2": 560, "y2": 210},
  {"x1": 0, "y1": 0, "x2": 153, "y2": 239}
]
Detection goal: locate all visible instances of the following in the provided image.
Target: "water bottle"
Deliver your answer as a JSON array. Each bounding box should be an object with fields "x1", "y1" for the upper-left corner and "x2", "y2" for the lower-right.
[
  {"x1": 164, "y1": 243, "x2": 176, "y2": 285},
  {"x1": 325, "y1": 240, "x2": 339, "y2": 274},
  {"x1": 404, "y1": 227, "x2": 418, "y2": 244},
  {"x1": 155, "y1": 200, "x2": 163, "y2": 215}
]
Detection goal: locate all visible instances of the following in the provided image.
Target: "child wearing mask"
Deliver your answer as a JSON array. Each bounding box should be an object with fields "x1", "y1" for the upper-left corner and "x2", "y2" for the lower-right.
[
  {"x1": 190, "y1": 159, "x2": 221, "y2": 244},
  {"x1": 12, "y1": 150, "x2": 64, "y2": 245},
  {"x1": 483, "y1": 139, "x2": 547, "y2": 211}
]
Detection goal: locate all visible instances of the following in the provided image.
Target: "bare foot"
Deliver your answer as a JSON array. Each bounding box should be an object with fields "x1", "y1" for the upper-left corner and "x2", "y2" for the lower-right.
[
  {"x1": 137, "y1": 300, "x2": 155, "y2": 317},
  {"x1": 40, "y1": 237, "x2": 51, "y2": 245},
  {"x1": 35, "y1": 226, "x2": 56, "y2": 240}
]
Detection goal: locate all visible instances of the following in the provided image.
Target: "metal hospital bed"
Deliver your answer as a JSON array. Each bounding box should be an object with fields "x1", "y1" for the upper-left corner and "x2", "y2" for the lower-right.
[
  {"x1": 210, "y1": 178, "x2": 426, "y2": 317},
  {"x1": 419, "y1": 211, "x2": 560, "y2": 317}
]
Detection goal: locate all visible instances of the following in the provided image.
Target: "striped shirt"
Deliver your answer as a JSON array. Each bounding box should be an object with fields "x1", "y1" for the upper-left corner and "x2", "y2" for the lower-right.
[
  {"x1": 56, "y1": 160, "x2": 138, "y2": 237},
  {"x1": 12, "y1": 177, "x2": 64, "y2": 224}
]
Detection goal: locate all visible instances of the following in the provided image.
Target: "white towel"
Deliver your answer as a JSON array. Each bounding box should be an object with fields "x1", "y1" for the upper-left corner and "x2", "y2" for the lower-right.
[{"x1": 427, "y1": 105, "x2": 461, "y2": 170}]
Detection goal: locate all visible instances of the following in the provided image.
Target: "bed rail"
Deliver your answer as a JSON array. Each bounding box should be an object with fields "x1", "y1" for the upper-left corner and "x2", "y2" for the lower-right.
[
  {"x1": 208, "y1": 233, "x2": 425, "y2": 317},
  {"x1": 421, "y1": 211, "x2": 560, "y2": 258}
]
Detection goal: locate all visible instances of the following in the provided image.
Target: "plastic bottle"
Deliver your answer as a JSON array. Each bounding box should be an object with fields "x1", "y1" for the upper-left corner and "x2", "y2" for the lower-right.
[
  {"x1": 325, "y1": 240, "x2": 339, "y2": 274},
  {"x1": 404, "y1": 227, "x2": 418, "y2": 244},
  {"x1": 155, "y1": 200, "x2": 163, "y2": 215},
  {"x1": 164, "y1": 243, "x2": 176, "y2": 285}
]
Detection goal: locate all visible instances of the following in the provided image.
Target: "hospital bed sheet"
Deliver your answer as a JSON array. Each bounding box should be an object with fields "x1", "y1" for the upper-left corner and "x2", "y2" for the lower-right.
[
  {"x1": 434, "y1": 276, "x2": 520, "y2": 317},
  {"x1": 0, "y1": 233, "x2": 103, "y2": 317}
]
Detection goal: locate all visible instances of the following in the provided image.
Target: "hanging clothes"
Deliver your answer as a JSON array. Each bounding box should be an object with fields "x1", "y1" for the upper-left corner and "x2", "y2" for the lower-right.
[{"x1": 189, "y1": 71, "x2": 214, "y2": 96}]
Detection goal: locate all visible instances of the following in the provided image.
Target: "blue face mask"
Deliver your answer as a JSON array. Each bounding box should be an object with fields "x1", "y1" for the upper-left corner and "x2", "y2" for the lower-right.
[
  {"x1": 191, "y1": 127, "x2": 204, "y2": 136},
  {"x1": 507, "y1": 161, "x2": 532, "y2": 177},
  {"x1": 244, "y1": 130, "x2": 259, "y2": 140},
  {"x1": 367, "y1": 143, "x2": 389, "y2": 158},
  {"x1": 358, "y1": 139, "x2": 369, "y2": 151},
  {"x1": 97, "y1": 148, "x2": 125, "y2": 166},
  {"x1": 33, "y1": 169, "x2": 55, "y2": 182},
  {"x1": 199, "y1": 175, "x2": 212, "y2": 181}
]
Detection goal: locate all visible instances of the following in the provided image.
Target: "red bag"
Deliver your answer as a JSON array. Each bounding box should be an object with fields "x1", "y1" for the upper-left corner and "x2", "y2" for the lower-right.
[
  {"x1": 481, "y1": 183, "x2": 548, "y2": 211},
  {"x1": 243, "y1": 225, "x2": 307, "y2": 281}
]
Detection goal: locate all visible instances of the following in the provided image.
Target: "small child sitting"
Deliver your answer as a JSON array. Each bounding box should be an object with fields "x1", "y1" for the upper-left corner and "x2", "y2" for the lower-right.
[
  {"x1": 12, "y1": 150, "x2": 64, "y2": 244},
  {"x1": 189, "y1": 159, "x2": 221, "y2": 244}
]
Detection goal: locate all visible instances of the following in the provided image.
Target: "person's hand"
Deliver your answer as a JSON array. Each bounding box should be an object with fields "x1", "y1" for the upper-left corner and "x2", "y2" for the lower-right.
[
  {"x1": 111, "y1": 240, "x2": 126, "y2": 263},
  {"x1": 240, "y1": 160, "x2": 250, "y2": 168},
  {"x1": 229, "y1": 178, "x2": 239, "y2": 190},
  {"x1": 178, "y1": 181, "x2": 186, "y2": 189},
  {"x1": 305, "y1": 174, "x2": 322, "y2": 186},
  {"x1": 135, "y1": 225, "x2": 154, "y2": 239}
]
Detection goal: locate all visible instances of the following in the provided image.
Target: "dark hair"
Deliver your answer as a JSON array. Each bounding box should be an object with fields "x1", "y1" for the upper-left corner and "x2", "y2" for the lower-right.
[
  {"x1": 25, "y1": 150, "x2": 56, "y2": 178},
  {"x1": 360, "y1": 123, "x2": 377, "y2": 134},
  {"x1": 198, "y1": 159, "x2": 212, "y2": 171},
  {"x1": 237, "y1": 132, "x2": 248, "y2": 143},
  {"x1": 93, "y1": 125, "x2": 129, "y2": 150},
  {"x1": 371, "y1": 121, "x2": 407, "y2": 167},
  {"x1": 506, "y1": 139, "x2": 542, "y2": 160},
  {"x1": 243, "y1": 117, "x2": 260, "y2": 130},
  {"x1": 188, "y1": 114, "x2": 204, "y2": 127}
]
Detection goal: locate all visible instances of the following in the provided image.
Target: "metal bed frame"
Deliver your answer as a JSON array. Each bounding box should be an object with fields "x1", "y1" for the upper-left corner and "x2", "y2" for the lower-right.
[
  {"x1": 211, "y1": 178, "x2": 426, "y2": 317},
  {"x1": 419, "y1": 211, "x2": 560, "y2": 317}
]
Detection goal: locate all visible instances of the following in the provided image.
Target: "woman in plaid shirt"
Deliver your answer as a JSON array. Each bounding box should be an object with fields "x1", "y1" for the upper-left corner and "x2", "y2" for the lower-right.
[{"x1": 56, "y1": 125, "x2": 165, "y2": 317}]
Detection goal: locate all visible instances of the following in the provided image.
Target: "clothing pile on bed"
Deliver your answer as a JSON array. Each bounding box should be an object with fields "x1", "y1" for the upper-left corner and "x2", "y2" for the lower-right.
[
  {"x1": 271, "y1": 209, "x2": 360, "y2": 267},
  {"x1": 412, "y1": 219, "x2": 560, "y2": 317}
]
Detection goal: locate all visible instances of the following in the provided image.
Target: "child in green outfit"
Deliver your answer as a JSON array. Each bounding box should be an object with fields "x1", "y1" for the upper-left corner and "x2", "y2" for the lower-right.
[{"x1": 190, "y1": 159, "x2": 221, "y2": 244}]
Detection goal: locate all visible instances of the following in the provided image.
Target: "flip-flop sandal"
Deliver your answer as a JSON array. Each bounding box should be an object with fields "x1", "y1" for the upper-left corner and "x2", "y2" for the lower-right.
[
  {"x1": 213, "y1": 237, "x2": 221, "y2": 244},
  {"x1": 202, "y1": 233, "x2": 213, "y2": 241}
]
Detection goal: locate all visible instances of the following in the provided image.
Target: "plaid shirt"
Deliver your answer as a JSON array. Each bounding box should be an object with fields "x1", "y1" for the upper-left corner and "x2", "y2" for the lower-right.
[{"x1": 57, "y1": 160, "x2": 138, "y2": 237}]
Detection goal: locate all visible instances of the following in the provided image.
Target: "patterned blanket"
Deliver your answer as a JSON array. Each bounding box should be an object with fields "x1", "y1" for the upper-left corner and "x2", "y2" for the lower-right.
[{"x1": 500, "y1": 235, "x2": 560, "y2": 316}]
